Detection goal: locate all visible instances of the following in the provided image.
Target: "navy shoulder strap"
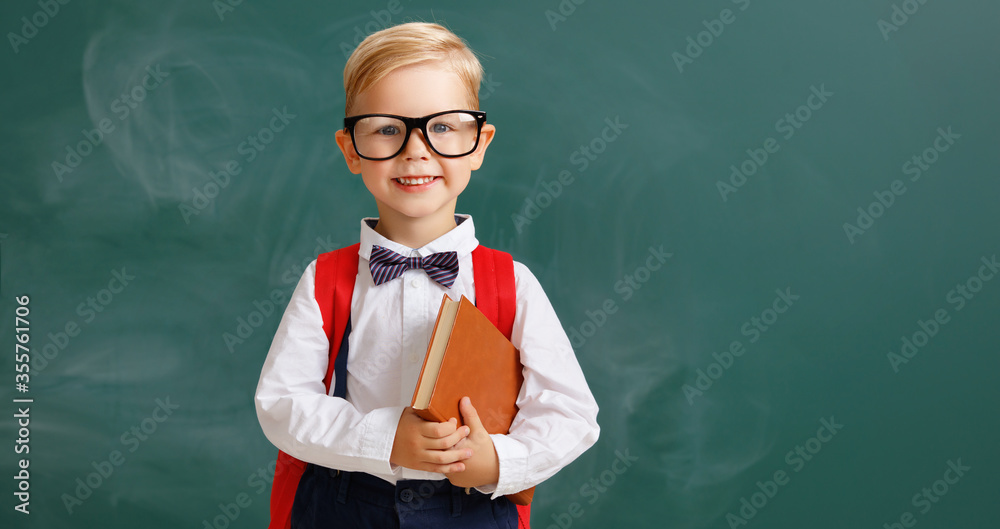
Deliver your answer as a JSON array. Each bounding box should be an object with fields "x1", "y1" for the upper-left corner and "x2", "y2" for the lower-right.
[{"x1": 332, "y1": 320, "x2": 351, "y2": 398}]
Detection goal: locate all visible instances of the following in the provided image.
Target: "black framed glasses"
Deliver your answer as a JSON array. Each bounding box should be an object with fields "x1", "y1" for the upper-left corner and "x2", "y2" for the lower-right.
[{"x1": 343, "y1": 110, "x2": 487, "y2": 160}]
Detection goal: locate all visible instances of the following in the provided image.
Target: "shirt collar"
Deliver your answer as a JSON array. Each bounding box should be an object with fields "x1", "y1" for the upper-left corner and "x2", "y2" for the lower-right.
[{"x1": 359, "y1": 214, "x2": 479, "y2": 261}]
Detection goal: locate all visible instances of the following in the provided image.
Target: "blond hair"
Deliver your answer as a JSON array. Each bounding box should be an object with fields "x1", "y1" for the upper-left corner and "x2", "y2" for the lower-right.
[{"x1": 343, "y1": 22, "x2": 484, "y2": 115}]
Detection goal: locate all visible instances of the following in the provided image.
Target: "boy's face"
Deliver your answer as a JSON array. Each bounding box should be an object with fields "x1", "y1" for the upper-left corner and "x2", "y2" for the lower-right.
[{"x1": 335, "y1": 61, "x2": 495, "y2": 228}]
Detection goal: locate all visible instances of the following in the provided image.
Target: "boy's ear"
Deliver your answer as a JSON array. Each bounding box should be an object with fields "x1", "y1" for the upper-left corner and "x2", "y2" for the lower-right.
[
  {"x1": 335, "y1": 129, "x2": 363, "y2": 174},
  {"x1": 467, "y1": 123, "x2": 496, "y2": 171}
]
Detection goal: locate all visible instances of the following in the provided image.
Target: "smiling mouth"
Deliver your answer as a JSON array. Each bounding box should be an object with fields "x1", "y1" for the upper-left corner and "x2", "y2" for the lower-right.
[{"x1": 394, "y1": 176, "x2": 438, "y2": 186}]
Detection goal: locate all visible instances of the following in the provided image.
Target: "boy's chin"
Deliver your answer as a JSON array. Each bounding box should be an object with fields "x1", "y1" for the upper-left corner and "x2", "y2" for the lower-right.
[{"x1": 378, "y1": 202, "x2": 458, "y2": 223}]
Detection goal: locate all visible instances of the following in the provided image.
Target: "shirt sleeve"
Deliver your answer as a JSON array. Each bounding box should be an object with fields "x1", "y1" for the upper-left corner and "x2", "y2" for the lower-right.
[
  {"x1": 254, "y1": 261, "x2": 404, "y2": 475},
  {"x1": 483, "y1": 261, "x2": 601, "y2": 498}
]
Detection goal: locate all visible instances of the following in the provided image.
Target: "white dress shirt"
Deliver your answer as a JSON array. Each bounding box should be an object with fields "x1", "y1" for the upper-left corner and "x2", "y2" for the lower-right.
[{"x1": 255, "y1": 214, "x2": 600, "y2": 498}]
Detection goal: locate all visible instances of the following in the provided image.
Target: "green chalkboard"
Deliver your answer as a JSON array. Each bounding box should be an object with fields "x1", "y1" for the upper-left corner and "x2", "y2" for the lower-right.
[{"x1": 2, "y1": 0, "x2": 998, "y2": 528}]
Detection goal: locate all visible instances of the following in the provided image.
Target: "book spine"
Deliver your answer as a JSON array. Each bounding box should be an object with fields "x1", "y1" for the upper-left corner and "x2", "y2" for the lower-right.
[{"x1": 410, "y1": 294, "x2": 452, "y2": 409}]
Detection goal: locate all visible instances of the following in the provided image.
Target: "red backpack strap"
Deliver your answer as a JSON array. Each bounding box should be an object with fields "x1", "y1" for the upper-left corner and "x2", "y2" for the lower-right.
[
  {"x1": 471, "y1": 245, "x2": 531, "y2": 528},
  {"x1": 471, "y1": 245, "x2": 516, "y2": 340},
  {"x1": 317, "y1": 243, "x2": 361, "y2": 390},
  {"x1": 268, "y1": 243, "x2": 360, "y2": 529}
]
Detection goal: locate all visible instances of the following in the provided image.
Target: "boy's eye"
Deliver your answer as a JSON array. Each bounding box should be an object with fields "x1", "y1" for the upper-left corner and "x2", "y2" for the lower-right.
[
  {"x1": 376, "y1": 125, "x2": 400, "y2": 136},
  {"x1": 429, "y1": 122, "x2": 453, "y2": 134}
]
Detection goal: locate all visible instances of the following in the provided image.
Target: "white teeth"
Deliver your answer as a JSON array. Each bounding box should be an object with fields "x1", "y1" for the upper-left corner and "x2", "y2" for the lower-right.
[{"x1": 396, "y1": 177, "x2": 434, "y2": 185}]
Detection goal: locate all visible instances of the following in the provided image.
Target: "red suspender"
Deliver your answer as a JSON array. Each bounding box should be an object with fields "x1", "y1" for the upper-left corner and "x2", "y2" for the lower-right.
[
  {"x1": 268, "y1": 243, "x2": 530, "y2": 528},
  {"x1": 268, "y1": 244, "x2": 360, "y2": 529}
]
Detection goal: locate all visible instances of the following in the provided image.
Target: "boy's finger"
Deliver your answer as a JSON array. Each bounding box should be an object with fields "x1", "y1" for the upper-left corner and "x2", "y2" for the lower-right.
[
  {"x1": 459, "y1": 396, "x2": 486, "y2": 432},
  {"x1": 430, "y1": 426, "x2": 470, "y2": 450},
  {"x1": 421, "y1": 461, "x2": 465, "y2": 474},
  {"x1": 422, "y1": 418, "x2": 459, "y2": 438},
  {"x1": 422, "y1": 446, "x2": 473, "y2": 466}
]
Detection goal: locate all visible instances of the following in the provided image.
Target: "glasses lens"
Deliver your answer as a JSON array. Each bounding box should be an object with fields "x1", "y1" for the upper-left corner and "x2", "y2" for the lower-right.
[
  {"x1": 353, "y1": 116, "x2": 406, "y2": 159},
  {"x1": 425, "y1": 112, "x2": 480, "y2": 156}
]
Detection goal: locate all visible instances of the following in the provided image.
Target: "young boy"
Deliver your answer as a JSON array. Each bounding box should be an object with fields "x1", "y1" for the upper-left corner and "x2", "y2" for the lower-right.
[{"x1": 255, "y1": 22, "x2": 599, "y2": 528}]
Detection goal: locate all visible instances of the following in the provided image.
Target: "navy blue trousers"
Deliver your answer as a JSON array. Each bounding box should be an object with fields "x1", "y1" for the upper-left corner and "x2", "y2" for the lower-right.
[{"x1": 291, "y1": 464, "x2": 518, "y2": 529}]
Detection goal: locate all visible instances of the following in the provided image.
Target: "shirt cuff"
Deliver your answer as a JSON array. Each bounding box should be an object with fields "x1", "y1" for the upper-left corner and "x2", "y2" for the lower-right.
[
  {"x1": 486, "y1": 433, "x2": 529, "y2": 498},
  {"x1": 361, "y1": 406, "x2": 405, "y2": 476}
]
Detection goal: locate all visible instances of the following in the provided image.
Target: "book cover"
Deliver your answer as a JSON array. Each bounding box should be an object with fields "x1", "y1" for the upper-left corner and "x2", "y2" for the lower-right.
[
  {"x1": 411, "y1": 294, "x2": 534, "y2": 505},
  {"x1": 412, "y1": 294, "x2": 522, "y2": 432}
]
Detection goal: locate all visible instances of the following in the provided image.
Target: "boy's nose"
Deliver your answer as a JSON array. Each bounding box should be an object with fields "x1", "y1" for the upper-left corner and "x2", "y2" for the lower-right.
[{"x1": 402, "y1": 129, "x2": 432, "y2": 159}]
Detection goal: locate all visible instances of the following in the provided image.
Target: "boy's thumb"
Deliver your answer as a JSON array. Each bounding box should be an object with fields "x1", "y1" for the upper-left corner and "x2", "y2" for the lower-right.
[{"x1": 460, "y1": 396, "x2": 484, "y2": 430}]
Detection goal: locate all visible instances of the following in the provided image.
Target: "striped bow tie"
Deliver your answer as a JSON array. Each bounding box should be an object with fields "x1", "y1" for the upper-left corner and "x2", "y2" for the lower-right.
[{"x1": 369, "y1": 245, "x2": 459, "y2": 288}]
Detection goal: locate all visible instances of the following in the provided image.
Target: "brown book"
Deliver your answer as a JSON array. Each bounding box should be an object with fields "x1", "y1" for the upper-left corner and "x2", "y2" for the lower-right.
[{"x1": 411, "y1": 294, "x2": 534, "y2": 505}]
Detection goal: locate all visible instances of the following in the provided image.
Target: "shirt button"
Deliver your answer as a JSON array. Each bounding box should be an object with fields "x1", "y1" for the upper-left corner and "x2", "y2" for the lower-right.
[
  {"x1": 410, "y1": 279, "x2": 420, "y2": 288},
  {"x1": 400, "y1": 489, "x2": 414, "y2": 502},
  {"x1": 409, "y1": 354, "x2": 419, "y2": 363}
]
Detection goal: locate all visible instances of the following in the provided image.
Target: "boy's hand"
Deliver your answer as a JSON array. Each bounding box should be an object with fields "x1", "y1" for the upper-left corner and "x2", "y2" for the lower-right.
[
  {"x1": 391, "y1": 407, "x2": 472, "y2": 474},
  {"x1": 445, "y1": 397, "x2": 500, "y2": 489}
]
